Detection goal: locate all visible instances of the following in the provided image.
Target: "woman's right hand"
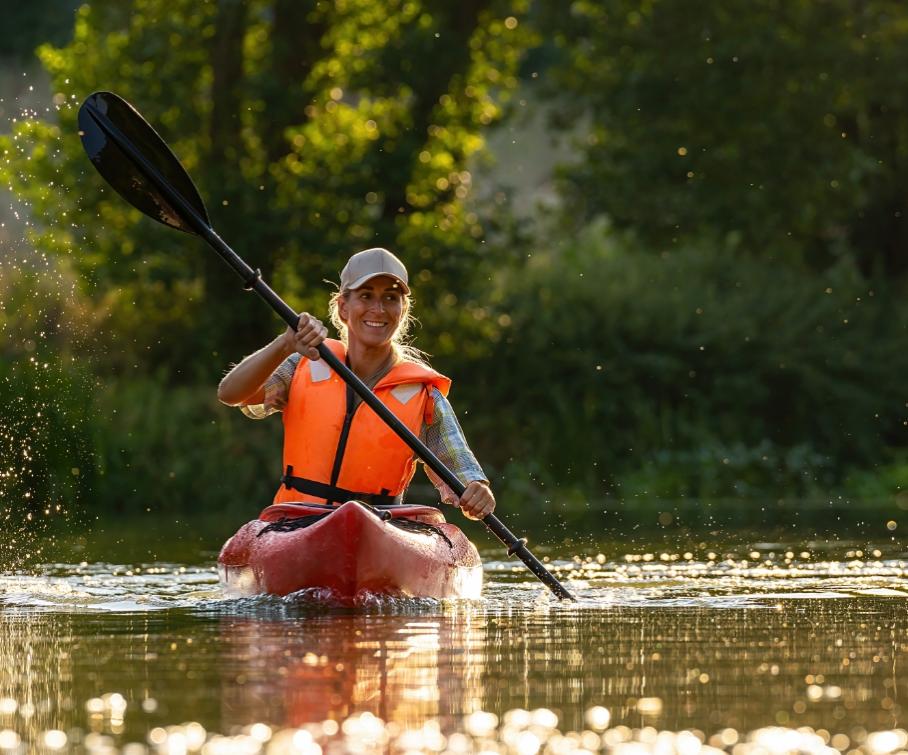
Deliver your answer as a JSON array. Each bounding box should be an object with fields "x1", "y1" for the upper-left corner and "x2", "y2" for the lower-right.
[{"x1": 283, "y1": 313, "x2": 328, "y2": 360}]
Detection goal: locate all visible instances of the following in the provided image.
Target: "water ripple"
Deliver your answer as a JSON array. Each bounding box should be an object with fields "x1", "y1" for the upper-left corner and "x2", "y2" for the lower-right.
[{"x1": 2, "y1": 546, "x2": 907, "y2": 613}]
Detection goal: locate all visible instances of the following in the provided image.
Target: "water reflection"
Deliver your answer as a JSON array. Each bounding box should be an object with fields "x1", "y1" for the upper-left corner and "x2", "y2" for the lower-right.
[
  {"x1": 1, "y1": 598, "x2": 906, "y2": 752},
  {"x1": 479, "y1": 599, "x2": 905, "y2": 733},
  {"x1": 0, "y1": 612, "x2": 73, "y2": 745},
  {"x1": 0, "y1": 543, "x2": 906, "y2": 747},
  {"x1": 201, "y1": 594, "x2": 908, "y2": 736},
  {"x1": 218, "y1": 607, "x2": 486, "y2": 731}
]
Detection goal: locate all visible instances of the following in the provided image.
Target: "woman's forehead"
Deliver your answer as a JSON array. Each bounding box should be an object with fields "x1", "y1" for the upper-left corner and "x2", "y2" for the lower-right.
[{"x1": 353, "y1": 275, "x2": 404, "y2": 292}]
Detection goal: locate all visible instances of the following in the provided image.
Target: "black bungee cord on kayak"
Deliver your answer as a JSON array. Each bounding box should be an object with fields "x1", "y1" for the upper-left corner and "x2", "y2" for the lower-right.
[{"x1": 256, "y1": 503, "x2": 455, "y2": 548}]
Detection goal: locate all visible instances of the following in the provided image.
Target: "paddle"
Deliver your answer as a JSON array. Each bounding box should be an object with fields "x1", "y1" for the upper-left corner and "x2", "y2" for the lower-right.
[{"x1": 77, "y1": 90, "x2": 576, "y2": 602}]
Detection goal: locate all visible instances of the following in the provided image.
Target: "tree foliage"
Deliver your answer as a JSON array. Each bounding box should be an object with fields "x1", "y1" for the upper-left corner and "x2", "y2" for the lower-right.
[
  {"x1": 542, "y1": 0, "x2": 908, "y2": 277},
  {"x1": 468, "y1": 222, "x2": 908, "y2": 501},
  {"x1": 7, "y1": 0, "x2": 908, "y2": 516},
  {"x1": 0, "y1": 258, "x2": 96, "y2": 518},
  {"x1": 0, "y1": 0, "x2": 79, "y2": 62},
  {"x1": 2, "y1": 0, "x2": 533, "y2": 379}
]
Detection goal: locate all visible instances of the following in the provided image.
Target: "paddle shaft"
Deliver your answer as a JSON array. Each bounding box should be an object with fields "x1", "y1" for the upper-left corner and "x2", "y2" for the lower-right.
[{"x1": 82, "y1": 101, "x2": 575, "y2": 602}]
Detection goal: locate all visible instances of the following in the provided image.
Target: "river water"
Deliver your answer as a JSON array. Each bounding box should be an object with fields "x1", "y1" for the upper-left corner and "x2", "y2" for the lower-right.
[{"x1": 0, "y1": 525, "x2": 907, "y2": 754}]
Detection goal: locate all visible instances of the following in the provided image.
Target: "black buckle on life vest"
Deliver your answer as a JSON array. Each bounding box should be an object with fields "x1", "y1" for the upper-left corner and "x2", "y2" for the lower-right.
[{"x1": 281, "y1": 467, "x2": 403, "y2": 507}]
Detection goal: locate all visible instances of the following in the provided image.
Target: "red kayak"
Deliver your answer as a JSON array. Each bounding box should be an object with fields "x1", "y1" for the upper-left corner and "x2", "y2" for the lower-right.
[{"x1": 217, "y1": 500, "x2": 483, "y2": 600}]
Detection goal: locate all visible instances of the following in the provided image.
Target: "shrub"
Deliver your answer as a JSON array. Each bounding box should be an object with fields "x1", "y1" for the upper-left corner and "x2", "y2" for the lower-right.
[
  {"x1": 464, "y1": 220, "x2": 908, "y2": 504},
  {"x1": 91, "y1": 378, "x2": 282, "y2": 517},
  {"x1": 0, "y1": 260, "x2": 95, "y2": 525}
]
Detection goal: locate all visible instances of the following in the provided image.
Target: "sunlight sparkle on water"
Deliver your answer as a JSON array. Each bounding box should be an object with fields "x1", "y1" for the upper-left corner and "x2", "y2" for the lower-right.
[
  {"x1": 0, "y1": 703, "x2": 905, "y2": 754},
  {"x1": 1, "y1": 545, "x2": 908, "y2": 749}
]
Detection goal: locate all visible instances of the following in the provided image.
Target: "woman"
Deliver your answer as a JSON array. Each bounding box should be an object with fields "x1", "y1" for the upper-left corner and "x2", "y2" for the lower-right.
[{"x1": 217, "y1": 247, "x2": 495, "y2": 520}]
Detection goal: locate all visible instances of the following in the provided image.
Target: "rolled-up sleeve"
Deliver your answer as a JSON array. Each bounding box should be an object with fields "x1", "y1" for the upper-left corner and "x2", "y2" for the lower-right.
[
  {"x1": 419, "y1": 388, "x2": 487, "y2": 505},
  {"x1": 240, "y1": 353, "x2": 301, "y2": 419}
]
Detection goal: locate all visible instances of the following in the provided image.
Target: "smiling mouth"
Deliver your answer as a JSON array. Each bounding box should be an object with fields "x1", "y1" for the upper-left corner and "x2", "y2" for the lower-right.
[{"x1": 364, "y1": 320, "x2": 387, "y2": 328}]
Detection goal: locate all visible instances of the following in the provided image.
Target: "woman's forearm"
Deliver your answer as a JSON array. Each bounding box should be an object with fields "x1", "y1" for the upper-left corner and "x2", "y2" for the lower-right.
[{"x1": 217, "y1": 334, "x2": 292, "y2": 406}]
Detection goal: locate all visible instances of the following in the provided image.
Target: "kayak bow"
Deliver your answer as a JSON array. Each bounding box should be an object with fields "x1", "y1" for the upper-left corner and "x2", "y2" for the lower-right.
[{"x1": 218, "y1": 501, "x2": 483, "y2": 601}]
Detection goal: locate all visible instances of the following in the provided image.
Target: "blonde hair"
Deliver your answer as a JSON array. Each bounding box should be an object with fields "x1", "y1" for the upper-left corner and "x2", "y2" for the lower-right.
[{"x1": 328, "y1": 288, "x2": 430, "y2": 367}]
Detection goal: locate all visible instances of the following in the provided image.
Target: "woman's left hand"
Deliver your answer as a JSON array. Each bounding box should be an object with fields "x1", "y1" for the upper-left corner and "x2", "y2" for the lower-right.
[{"x1": 459, "y1": 480, "x2": 496, "y2": 520}]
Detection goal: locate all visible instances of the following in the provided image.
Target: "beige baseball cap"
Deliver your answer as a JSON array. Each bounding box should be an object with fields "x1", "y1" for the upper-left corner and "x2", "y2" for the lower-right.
[{"x1": 340, "y1": 247, "x2": 410, "y2": 294}]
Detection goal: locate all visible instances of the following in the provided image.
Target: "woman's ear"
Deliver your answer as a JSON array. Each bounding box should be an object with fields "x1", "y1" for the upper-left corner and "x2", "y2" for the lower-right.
[{"x1": 337, "y1": 295, "x2": 349, "y2": 324}]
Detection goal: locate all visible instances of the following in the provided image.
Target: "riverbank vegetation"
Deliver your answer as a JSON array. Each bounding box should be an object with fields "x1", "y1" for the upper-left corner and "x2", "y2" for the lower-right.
[{"x1": 2, "y1": 0, "x2": 907, "y2": 523}]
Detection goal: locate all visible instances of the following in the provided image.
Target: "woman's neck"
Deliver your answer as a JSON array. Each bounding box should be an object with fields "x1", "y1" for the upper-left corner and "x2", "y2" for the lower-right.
[{"x1": 346, "y1": 341, "x2": 395, "y2": 381}]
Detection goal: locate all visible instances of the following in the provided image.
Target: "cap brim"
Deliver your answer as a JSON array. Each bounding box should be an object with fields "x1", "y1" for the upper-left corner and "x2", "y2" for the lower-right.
[{"x1": 345, "y1": 272, "x2": 410, "y2": 294}]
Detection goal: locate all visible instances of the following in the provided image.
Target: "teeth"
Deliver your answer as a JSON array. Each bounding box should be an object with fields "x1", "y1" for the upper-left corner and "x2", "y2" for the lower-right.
[{"x1": 365, "y1": 321, "x2": 386, "y2": 328}]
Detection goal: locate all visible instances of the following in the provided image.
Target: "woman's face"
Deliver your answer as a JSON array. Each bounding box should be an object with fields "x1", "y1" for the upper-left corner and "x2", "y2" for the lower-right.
[{"x1": 338, "y1": 275, "x2": 405, "y2": 350}]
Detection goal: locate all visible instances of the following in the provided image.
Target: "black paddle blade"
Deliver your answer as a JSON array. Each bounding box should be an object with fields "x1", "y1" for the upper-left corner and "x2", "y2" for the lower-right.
[{"x1": 78, "y1": 91, "x2": 210, "y2": 234}]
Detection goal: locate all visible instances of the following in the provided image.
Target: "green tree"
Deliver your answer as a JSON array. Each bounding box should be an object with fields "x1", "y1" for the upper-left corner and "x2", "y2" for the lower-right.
[
  {"x1": 0, "y1": 0, "x2": 79, "y2": 62},
  {"x1": 467, "y1": 222, "x2": 908, "y2": 502},
  {"x1": 0, "y1": 257, "x2": 96, "y2": 519},
  {"x1": 541, "y1": 0, "x2": 908, "y2": 277},
  {"x1": 3, "y1": 0, "x2": 534, "y2": 380}
]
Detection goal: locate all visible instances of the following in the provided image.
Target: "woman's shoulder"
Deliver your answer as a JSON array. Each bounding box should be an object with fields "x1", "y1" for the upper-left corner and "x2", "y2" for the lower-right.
[{"x1": 390, "y1": 358, "x2": 451, "y2": 396}]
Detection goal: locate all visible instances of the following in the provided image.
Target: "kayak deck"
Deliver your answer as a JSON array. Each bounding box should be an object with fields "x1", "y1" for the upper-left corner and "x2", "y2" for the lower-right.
[{"x1": 217, "y1": 500, "x2": 482, "y2": 601}]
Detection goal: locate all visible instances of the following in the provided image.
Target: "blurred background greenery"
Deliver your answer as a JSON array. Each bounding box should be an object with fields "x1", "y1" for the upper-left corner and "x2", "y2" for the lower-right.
[{"x1": 1, "y1": 0, "x2": 907, "y2": 528}]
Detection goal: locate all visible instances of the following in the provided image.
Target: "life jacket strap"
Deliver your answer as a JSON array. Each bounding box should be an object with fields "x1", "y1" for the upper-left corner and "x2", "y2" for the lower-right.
[{"x1": 281, "y1": 466, "x2": 403, "y2": 506}]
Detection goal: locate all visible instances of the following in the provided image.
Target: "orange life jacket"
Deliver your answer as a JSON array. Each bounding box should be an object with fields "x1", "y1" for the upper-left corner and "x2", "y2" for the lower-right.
[{"x1": 274, "y1": 339, "x2": 451, "y2": 505}]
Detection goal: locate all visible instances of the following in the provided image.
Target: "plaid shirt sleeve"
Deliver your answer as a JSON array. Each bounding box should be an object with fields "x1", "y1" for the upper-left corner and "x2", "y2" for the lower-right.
[
  {"x1": 240, "y1": 353, "x2": 301, "y2": 419},
  {"x1": 419, "y1": 387, "x2": 487, "y2": 506}
]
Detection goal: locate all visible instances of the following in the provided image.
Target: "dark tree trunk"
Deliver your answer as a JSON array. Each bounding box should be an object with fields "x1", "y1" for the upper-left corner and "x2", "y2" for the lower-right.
[
  {"x1": 851, "y1": 196, "x2": 908, "y2": 279},
  {"x1": 203, "y1": 0, "x2": 267, "y2": 369},
  {"x1": 378, "y1": 0, "x2": 491, "y2": 225},
  {"x1": 210, "y1": 0, "x2": 247, "y2": 163},
  {"x1": 262, "y1": 0, "x2": 327, "y2": 165}
]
